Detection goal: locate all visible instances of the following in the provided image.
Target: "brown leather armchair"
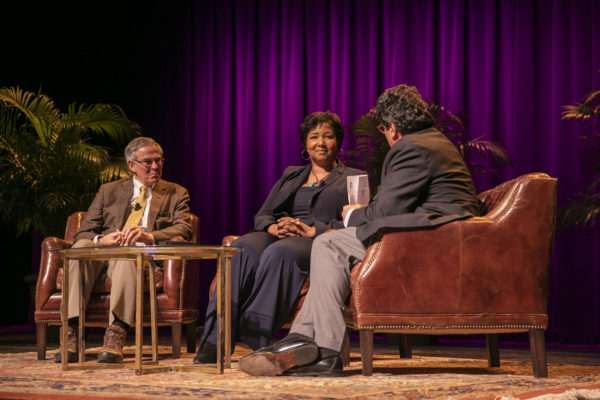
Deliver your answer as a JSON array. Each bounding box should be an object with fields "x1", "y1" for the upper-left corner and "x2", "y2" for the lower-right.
[
  {"x1": 34, "y1": 211, "x2": 201, "y2": 360},
  {"x1": 344, "y1": 173, "x2": 557, "y2": 378}
]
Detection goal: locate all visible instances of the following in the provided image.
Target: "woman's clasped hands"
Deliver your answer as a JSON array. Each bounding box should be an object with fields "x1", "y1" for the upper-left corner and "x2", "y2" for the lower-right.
[{"x1": 267, "y1": 217, "x2": 316, "y2": 239}]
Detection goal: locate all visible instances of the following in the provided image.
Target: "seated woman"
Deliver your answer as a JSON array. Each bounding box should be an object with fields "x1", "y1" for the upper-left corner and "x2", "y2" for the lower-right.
[{"x1": 194, "y1": 111, "x2": 364, "y2": 363}]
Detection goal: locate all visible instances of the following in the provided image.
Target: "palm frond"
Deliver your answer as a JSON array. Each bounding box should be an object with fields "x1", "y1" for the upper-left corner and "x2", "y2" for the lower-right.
[
  {"x1": 463, "y1": 137, "x2": 513, "y2": 165},
  {"x1": 64, "y1": 103, "x2": 141, "y2": 144},
  {"x1": 101, "y1": 157, "x2": 131, "y2": 183},
  {"x1": 0, "y1": 87, "x2": 59, "y2": 146},
  {"x1": 559, "y1": 83, "x2": 600, "y2": 230},
  {"x1": 65, "y1": 142, "x2": 110, "y2": 166},
  {"x1": 562, "y1": 89, "x2": 600, "y2": 121},
  {"x1": 560, "y1": 193, "x2": 600, "y2": 229},
  {"x1": 0, "y1": 85, "x2": 140, "y2": 237},
  {"x1": 339, "y1": 113, "x2": 389, "y2": 191},
  {"x1": 0, "y1": 87, "x2": 58, "y2": 118}
]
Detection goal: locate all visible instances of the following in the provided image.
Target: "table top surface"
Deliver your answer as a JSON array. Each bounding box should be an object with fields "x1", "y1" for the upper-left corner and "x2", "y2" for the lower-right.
[{"x1": 56, "y1": 244, "x2": 241, "y2": 260}]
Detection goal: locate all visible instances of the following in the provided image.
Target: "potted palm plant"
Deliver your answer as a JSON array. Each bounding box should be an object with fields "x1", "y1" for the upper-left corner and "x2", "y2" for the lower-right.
[
  {"x1": 560, "y1": 85, "x2": 600, "y2": 228},
  {"x1": 0, "y1": 86, "x2": 141, "y2": 238}
]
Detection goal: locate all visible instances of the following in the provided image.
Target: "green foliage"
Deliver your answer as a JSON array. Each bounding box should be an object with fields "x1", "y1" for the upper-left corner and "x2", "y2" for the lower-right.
[
  {"x1": 429, "y1": 102, "x2": 512, "y2": 175},
  {"x1": 338, "y1": 109, "x2": 390, "y2": 193},
  {"x1": 0, "y1": 86, "x2": 140, "y2": 237},
  {"x1": 339, "y1": 101, "x2": 512, "y2": 193},
  {"x1": 560, "y1": 86, "x2": 600, "y2": 229}
]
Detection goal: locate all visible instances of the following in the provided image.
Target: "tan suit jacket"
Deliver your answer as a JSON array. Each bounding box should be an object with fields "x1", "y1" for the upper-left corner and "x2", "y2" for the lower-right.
[{"x1": 74, "y1": 178, "x2": 192, "y2": 243}]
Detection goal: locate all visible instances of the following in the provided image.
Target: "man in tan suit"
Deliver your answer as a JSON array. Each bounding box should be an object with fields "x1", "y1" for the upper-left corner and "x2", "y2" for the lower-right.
[{"x1": 55, "y1": 137, "x2": 192, "y2": 363}]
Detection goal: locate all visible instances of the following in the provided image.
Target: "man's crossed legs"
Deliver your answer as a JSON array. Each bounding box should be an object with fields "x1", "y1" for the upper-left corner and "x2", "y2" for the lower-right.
[{"x1": 238, "y1": 227, "x2": 366, "y2": 377}]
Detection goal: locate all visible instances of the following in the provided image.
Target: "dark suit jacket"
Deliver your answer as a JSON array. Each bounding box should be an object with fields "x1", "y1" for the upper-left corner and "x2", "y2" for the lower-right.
[
  {"x1": 254, "y1": 162, "x2": 365, "y2": 236},
  {"x1": 348, "y1": 127, "x2": 481, "y2": 242},
  {"x1": 74, "y1": 178, "x2": 193, "y2": 243}
]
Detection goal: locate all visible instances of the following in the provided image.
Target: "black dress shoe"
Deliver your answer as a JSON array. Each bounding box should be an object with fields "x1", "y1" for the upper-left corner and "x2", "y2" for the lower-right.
[
  {"x1": 238, "y1": 335, "x2": 319, "y2": 376},
  {"x1": 193, "y1": 341, "x2": 217, "y2": 364},
  {"x1": 54, "y1": 351, "x2": 78, "y2": 363},
  {"x1": 97, "y1": 352, "x2": 122, "y2": 363},
  {"x1": 256, "y1": 333, "x2": 314, "y2": 353},
  {"x1": 282, "y1": 352, "x2": 343, "y2": 377}
]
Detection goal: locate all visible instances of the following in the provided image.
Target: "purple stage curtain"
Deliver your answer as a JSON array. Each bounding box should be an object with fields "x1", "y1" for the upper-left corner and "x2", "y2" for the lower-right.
[{"x1": 153, "y1": 0, "x2": 600, "y2": 344}]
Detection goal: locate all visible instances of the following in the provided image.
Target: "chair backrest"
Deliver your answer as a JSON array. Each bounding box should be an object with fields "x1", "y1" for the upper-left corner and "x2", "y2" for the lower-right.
[
  {"x1": 64, "y1": 211, "x2": 200, "y2": 243},
  {"x1": 477, "y1": 172, "x2": 557, "y2": 222},
  {"x1": 64, "y1": 212, "x2": 87, "y2": 242}
]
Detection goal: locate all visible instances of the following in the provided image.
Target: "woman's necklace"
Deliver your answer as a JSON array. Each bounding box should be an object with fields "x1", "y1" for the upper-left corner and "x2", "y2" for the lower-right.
[{"x1": 308, "y1": 169, "x2": 328, "y2": 187}]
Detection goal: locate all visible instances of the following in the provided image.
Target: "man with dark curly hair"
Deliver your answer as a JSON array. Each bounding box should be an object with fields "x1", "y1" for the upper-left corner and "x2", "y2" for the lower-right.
[{"x1": 238, "y1": 84, "x2": 481, "y2": 377}]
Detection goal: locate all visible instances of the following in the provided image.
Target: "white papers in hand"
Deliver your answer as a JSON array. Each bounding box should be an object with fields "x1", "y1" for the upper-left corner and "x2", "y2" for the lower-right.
[{"x1": 347, "y1": 175, "x2": 370, "y2": 205}]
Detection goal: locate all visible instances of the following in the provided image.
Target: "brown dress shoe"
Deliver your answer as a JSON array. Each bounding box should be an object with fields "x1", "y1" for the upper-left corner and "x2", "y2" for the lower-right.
[
  {"x1": 97, "y1": 325, "x2": 127, "y2": 363},
  {"x1": 54, "y1": 326, "x2": 78, "y2": 363}
]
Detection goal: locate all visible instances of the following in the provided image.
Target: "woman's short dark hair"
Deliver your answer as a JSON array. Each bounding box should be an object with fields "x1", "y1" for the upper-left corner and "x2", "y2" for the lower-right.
[
  {"x1": 299, "y1": 111, "x2": 344, "y2": 149},
  {"x1": 375, "y1": 84, "x2": 435, "y2": 134}
]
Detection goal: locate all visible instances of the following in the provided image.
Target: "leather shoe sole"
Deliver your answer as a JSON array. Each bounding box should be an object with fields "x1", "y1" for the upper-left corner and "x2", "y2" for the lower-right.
[
  {"x1": 97, "y1": 351, "x2": 123, "y2": 363},
  {"x1": 238, "y1": 342, "x2": 318, "y2": 376}
]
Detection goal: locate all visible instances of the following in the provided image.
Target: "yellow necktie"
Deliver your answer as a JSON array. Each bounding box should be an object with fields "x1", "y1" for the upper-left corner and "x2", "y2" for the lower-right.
[{"x1": 123, "y1": 186, "x2": 148, "y2": 229}]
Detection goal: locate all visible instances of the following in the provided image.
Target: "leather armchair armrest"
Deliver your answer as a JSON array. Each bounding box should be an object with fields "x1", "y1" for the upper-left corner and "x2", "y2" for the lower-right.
[
  {"x1": 208, "y1": 235, "x2": 241, "y2": 298},
  {"x1": 222, "y1": 235, "x2": 240, "y2": 247},
  {"x1": 351, "y1": 223, "x2": 462, "y2": 315},
  {"x1": 36, "y1": 237, "x2": 72, "y2": 311},
  {"x1": 352, "y1": 213, "x2": 551, "y2": 317}
]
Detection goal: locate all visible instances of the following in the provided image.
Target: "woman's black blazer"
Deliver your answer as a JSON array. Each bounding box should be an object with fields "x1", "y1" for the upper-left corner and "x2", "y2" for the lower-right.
[{"x1": 254, "y1": 161, "x2": 365, "y2": 236}]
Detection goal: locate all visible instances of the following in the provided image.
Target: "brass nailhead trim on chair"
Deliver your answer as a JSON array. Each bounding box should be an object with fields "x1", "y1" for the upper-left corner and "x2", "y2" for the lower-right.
[
  {"x1": 355, "y1": 232, "x2": 385, "y2": 311},
  {"x1": 363, "y1": 324, "x2": 545, "y2": 330},
  {"x1": 494, "y1": 181, "x2": 523, "y2": 222}
]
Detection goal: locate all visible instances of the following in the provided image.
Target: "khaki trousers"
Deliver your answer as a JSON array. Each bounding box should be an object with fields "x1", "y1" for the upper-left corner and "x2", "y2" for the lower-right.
[
  {"x1": 289, "y1": 227, "x2": 366, "y2": 352},
  {"x1": 67, "y1": 239, "x2": 137, "y2": 325}
]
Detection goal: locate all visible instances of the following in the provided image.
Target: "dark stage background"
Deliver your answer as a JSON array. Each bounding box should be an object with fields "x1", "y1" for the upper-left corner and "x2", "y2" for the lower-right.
[{"x1": 1, "y1": 0, "x2": 599, "y2": 345}]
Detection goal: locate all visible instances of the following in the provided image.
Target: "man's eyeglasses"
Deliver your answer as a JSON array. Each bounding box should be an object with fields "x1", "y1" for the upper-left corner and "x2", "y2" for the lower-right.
[{"x1": 133, "y1": 157, "x2": 164, "y2": 167}]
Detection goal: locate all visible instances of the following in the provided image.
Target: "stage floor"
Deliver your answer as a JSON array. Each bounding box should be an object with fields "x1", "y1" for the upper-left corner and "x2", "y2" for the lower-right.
[
  {"x1": 0, "y1": 327, "x2": 599, "y2": 400},
  {"x1": 1, "y1": 326, "x2": 598, "y2": 366}
]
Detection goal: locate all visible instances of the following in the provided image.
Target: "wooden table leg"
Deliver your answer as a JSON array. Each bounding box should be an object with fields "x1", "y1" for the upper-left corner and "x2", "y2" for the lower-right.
[
  {"x1": 61, "y1": 258, "x2": 70, "y2": 371},
  {"x1": 148, "y1": 260, "x2": 158, "y2": 363},
  {"x1": 135, "y1": 254, "x2": 144, "y2": 375},
  {"x1": 78, "y1": 260, "x2": 86, "y2": 364},
  {"x1": 225, "y1": 255, "x2": 232, "y2": 368},
  {"x1": 216, "y1": 255, "x2": 224, "y2": 374}
]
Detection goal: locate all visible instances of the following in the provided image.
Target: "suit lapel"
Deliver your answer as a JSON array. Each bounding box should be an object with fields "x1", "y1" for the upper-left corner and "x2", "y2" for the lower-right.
[
  {"x1": 314, "y1": 162, "x2": 344, "y2": 194},
  {"x1": 116, "y1": 179, "x2": 134, "y2": 230},
  {"x1": 271, "y1": 165, "x2": 311, "y2": 209},
  {"x1": 147, "y1": 180, "x2": 167, "y2": 229}
]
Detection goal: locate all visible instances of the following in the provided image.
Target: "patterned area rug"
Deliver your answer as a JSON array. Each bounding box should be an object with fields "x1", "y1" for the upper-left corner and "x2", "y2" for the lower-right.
[{"x1": 0, "y1": 345, "x2": 599, "y2": 399}]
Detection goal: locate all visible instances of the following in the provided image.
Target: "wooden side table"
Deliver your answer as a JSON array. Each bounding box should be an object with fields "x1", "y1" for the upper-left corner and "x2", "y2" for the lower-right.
[{"x1": 57, "y1": 245, "x2": 240, "y2": 375}]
